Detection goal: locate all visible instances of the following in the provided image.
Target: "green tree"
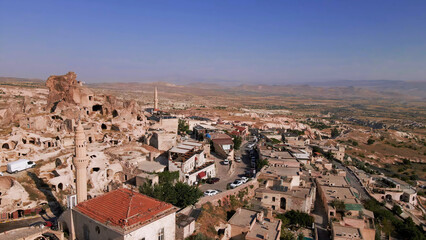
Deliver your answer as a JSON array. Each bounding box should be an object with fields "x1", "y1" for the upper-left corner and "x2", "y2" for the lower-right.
[
  {"x1": 382, "y1": 218, "x2": 394, "y2": 238},
  {"x1": 331, "y1": 128, "x2": 340, "y2": 138},
  {"x1": 158, "y1": 171, "x2": 179, "y2": 184},
  {"x1": 367, "y1": 138, "x2": 375, "y2": 145},
  {"x1": 331, "y1": 200, "x2": 346, "y2": 215},
  {"x1": 178, "y1": 119, "x2": 189, "y2": 135},
  {"x1": 392, "y1": 205, "x2": 402, "y2": 216},
  {"x1": 233, "y1": 135, "x2": 242, "y2": 150},
  {"x1": 174, "y1": 182, "x2": 204, "y2": 207},
  {"x1": 281, "y1": 230, "x2": 295, "y2": 240},
  {"x1": 256, "y1": 158, "x2": 269, "y2": 171},
  {"x1": 139, "y1": 172, "x2": 203, "y2": 208},
  {"x1": 277, "y1": 210, "x2": 314, "y2": 228}
]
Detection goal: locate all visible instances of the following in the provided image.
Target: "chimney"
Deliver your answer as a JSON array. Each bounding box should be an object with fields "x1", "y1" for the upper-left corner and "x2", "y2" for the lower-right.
[
  {"x1": 256, "y1": 211, "x2": 264, "y2": 222},
  {"x1": 148, "y1": 152, "x2": 155, "y2": 161}
]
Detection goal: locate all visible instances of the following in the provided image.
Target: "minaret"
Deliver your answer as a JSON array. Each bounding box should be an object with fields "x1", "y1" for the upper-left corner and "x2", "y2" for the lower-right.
[
  {"x1": 72, "y1": 121, "x2": 89, "y2": 204},
  {"x1": 154, "y1": 87, "x2": 158, "y2": 110}
]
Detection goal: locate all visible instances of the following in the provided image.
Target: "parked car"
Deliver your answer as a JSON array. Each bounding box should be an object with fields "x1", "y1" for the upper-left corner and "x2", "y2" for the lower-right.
[
  {"x1": 230, "y1": 180, "x2": 244, "y2": 189},
  {"x1": 206, "y1": 177, "x2": 220, "y2": 184},
  {"x1": 29, "y1": 221, "x2": 46, "y2": 228},
  {"x1": 240, "y1": 177, "x2": 249, "y2": 183},
  {"x1": 223, "y1": 159, "x2": 230, "y2": 165},
  {"x1": 244, "y1": 170, "x2": 256, "y2": 178},
  {"x1": 204, "y1": 189, "x2": 219, "y2": 196},
  {"x1": 235, "y1": 156, "x2": 242, "y2": 162}
]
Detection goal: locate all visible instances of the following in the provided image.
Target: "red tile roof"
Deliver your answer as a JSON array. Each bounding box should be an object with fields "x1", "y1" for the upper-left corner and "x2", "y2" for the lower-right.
[
  {"x1": 141, "y1": 144, "x2": 164, "y2": 153},
  {"x1": 212, "y1": 138, "x2": 234, "y2": 145},
  {"x1": 234, "y1": 126, "x2": 246, "y2": 132},
  {"x1": 230, "y1": 130, "x2": 240, "y2": 136},
  {"x1": 75, "y1": 188, "x2": 176, "y2": 231}
]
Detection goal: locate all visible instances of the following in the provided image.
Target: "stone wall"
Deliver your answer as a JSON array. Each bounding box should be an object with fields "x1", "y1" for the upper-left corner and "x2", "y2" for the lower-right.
[{"x1": 196, "y1": 179, "x2": 259, "y2": 208}]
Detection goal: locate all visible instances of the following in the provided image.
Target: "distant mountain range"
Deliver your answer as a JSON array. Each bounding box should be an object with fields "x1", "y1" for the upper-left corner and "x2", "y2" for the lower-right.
[{"x1": 1, "y1": 76, "x2": 424, "y2": 99}]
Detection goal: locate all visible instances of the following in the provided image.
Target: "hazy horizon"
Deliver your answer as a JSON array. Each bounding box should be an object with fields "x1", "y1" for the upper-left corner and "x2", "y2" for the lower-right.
[{"x1": 1, "y1": 1, "x2": 426, "y2": 83}]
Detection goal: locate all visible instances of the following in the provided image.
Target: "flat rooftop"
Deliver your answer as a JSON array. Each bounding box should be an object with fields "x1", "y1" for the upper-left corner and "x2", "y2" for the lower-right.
[
  {"x1": 228, "y1": 208, "x2": 257, "y2": 227},
  {"x1": 332, "y1": 223, "x2": 363, "y2": 239},
  {"x1": 258, "y1": 186, "x2": 311, "y2": 199},
  {"x1": 137, "y1": 161, "x2": 165, "y2": 173},
  {"x1": 246, "y1": 218, "x2": 281, "y2": 240},
  {"x1": 262, "y1": 166, "x2": 300, "y2": 177},
  {"x1": 169, "y1": 141, "x2": 203, "y2": 154},
  {"x1": 321, "y1": 186, "x2": 357, "y2": 203},
  {"x1": 317, "y1": 175, "x2": 349, "y2": 187},
  {"x1": 261, "y1": 150, "x2": 295, "y2": 159}
]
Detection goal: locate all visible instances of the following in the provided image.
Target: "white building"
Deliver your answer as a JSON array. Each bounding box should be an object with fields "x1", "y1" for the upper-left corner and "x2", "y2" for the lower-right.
[
  {"x1": 168, "y1": 141, "x2": 216, "y2": 185},
  {"x1": 59, "y1": 188, "x2": 178, "y2": 240}
]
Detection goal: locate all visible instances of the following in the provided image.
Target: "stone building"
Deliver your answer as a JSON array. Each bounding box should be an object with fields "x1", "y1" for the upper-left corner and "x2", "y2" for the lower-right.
[
  {"x1": 208, "y1": 132, "x2": 234, "y2": 160},
  {"x1": 168, "y1": 141, "x2": 216, "y2": 185},
  {"x1": 228, "y1": 208, "x2": 281, "y2": 240}
]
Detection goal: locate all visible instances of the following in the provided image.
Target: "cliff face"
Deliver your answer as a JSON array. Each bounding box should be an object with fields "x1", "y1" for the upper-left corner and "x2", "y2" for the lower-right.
[{"x1": 46, "y1": 72, "x2": 94, "y2": 110}]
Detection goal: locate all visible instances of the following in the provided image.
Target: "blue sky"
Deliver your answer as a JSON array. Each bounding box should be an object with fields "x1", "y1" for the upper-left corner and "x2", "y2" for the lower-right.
[{"x1": 1, "y1": 0, "x2": 425, "y2": 83}]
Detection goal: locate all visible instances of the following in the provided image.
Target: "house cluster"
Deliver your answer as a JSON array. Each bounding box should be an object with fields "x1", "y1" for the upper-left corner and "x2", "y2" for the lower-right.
[
  {"x1": 254, "y1": 146, "x2": 316, "y2": 214},
  {"x1": 227, "y1": 208, "x2": 281, "y2": 240},
  {"x1": 348, "y1": 166, "x2": 418, "y2": 207},
  {"x1": 316, "y1": 174, "x2": 375, "y2": 240},
  {"x1": 168, "y1": 140, "x2": 216, "y2": 185}
]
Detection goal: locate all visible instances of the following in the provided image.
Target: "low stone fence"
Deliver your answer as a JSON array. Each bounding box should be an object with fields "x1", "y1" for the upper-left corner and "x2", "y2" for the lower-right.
[
  {"x1": 0, "y1": 227, "x2": 64, "y2": 240},
  {"x1": 196, "y1": 179, "x2": 259, "y2": 208}
]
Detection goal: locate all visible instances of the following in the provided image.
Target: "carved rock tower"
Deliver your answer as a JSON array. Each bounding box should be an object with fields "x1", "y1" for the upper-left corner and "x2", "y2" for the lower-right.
[{"x1": 72, "y1": 121, "x2": 89, "y2": 203}]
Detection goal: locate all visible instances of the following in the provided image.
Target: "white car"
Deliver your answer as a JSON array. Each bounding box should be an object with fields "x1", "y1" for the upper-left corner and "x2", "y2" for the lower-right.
[
  {"x1": 223, "y1": 159, "x2": 230, "y2": 165},
  {"x1": 204, "y1": 189, "x2": 219, "y2": 196},
  {"x1": 240, "y1": 177, "x2": 249, "y2": 183},
  {"x1": 230, "y1": 180, "x2": 244, "y2": 189},
  {"x1": 235, "y1": 156, "x2": 242, "y2": 162}
]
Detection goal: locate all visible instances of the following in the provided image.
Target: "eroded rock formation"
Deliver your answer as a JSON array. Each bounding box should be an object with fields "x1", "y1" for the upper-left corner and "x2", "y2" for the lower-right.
[{"x1": 46, "y1": 72, "x2": 94, "y2": 111}]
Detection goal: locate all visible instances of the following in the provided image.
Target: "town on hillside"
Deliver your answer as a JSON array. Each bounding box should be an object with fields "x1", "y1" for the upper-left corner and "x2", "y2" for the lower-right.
[{"x1": 0, "y1": 72, "x2": 424, "y2": 240}]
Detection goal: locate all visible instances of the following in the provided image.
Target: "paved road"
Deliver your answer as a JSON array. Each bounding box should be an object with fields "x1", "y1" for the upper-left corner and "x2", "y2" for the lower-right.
[
  {"x1": 312, "y1": 188, "x2": 331, "y2": 240},
  {"x1": 333, "y1": 160, "x2": 370, "y2": 200},
  {"x1": 0, "y1": 210, "x2": 57, "y2": 233},
  {"x1": 199, "y1": 142, "x2": 251, "y2": 193}
]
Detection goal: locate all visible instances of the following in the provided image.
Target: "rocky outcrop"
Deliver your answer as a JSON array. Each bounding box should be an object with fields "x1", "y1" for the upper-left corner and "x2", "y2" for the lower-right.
[{"x1": 46, "y1": 72, "x2": 94, "y2": 111}]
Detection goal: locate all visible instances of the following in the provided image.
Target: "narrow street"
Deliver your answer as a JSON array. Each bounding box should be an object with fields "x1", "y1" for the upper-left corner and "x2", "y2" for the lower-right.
[
  {"x1": 199, "y1": 141, "x2": 250, "y2": 193},
  {"x1": 312, "y1": 188, "x2": 331, "y2": 240},
  {"x1": 333, "y1": 160, "x2": 370, "y2": 200},
  {"x1": 0, "y1": 210, "x2": 56, "y2": 233}
]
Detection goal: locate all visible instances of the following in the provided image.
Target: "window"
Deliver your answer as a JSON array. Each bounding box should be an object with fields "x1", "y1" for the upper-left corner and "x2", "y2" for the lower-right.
[
  {"x1": 158, "y1": 228, "x2": 164, "y2": 240},
  {"x1": 95, "y1": 226, "x2": 100, "y2": 234},
  {"x1": 272, "y1": 197, "x2": 276, "y2": 202}
]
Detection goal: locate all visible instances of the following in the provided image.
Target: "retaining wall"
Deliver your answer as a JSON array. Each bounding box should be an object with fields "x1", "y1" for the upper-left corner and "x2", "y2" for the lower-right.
[{"x1": 196, "y1": 179, "x2": 259, "y2": 208}]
